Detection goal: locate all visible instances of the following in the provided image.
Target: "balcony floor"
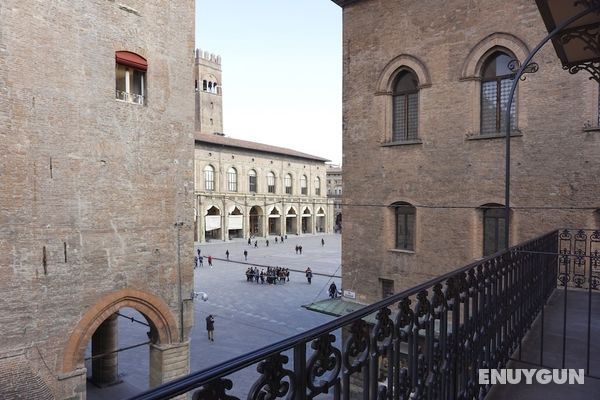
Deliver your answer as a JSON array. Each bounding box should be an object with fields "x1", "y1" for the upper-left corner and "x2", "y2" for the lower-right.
[{"x1": 487, "y1": 288, "x2": 600, "y2": 400}]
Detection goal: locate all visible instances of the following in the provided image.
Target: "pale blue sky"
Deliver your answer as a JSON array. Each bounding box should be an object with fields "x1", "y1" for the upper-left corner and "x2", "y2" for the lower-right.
[{"x1": 195, "y1": 0, "x2": 343, "y2": 164}]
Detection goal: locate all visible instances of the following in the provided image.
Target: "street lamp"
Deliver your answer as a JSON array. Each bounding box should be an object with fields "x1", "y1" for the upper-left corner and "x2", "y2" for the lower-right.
[{"x1": 191, "y1": 291, "x2": 208, "y2": 302}]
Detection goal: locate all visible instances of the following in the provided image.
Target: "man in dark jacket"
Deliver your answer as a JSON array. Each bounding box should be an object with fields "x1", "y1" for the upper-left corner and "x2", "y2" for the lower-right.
[{"x1": 206, "y1": 315, "x2": 215, "y2": 341}]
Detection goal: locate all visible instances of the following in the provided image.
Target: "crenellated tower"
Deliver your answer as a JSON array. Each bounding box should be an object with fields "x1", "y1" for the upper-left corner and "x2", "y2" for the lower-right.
[{"x1": 195, "y1": 48, "x2": 224, "y2": 134}]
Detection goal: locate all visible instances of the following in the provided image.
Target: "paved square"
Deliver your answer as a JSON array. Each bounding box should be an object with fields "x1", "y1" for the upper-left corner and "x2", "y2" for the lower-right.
[{"x1": 88, "y1": 234, "x2": 341, "y2": 399}]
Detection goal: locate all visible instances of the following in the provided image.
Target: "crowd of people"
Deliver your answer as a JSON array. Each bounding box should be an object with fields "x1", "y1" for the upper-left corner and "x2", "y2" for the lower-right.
[{"x1": 245, "y1": 266, "x2": 290, "y2": 284}]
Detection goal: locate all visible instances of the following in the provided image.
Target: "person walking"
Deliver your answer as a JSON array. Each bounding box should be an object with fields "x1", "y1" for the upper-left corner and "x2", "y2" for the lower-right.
[
  {"x1": 329, "y1": 282, "x2": 338, "y2": 298},
  {"x1": 208, "y1": 255, "x2": 213, "y2": 268},
  {"x1": 280, "y1": 235, "x2": 284, "y2": 243},
  {"x1": 244, "y1": 250, "x2": 248, "y2": 261},
  {"x1": 225, "y1": 250, "x2": 230, "y2": 260},
  {"x1": 199, "y1": 255, "x2": 204, "y2": 267},
  {"x1": 206, "y1": 315, "x2": 215, "y2": 341},
  {"x1": 248, "y1": 238, "x2": 251, "y2": 246},
  {"x1": 266, "y1": 239, "x2": 269, "y2": 247},
  {"x1": 275, "y1": 237, "x2": 278, "y2": 244},
  {"x1": 254, "y1": 240, "x2": 258, "y2": 248},
  {"x1": 197, "y1": 248, "x2": 201, "y2": 258},
  {"x1": 305, "y1": 267, "x2": 313, "y2": 284},
  {"x1": 321, "y1": 238, "x2": 325, "y2": 247},
  {"x1": 299, "y1": 245, "x2": 303, "y2": 255},
  {"x1": 194, "y1": 255, "x2": 198, "y2": 269},
  {"x1": 295, "y1": 245, "x2": 299, "y2": 254}
]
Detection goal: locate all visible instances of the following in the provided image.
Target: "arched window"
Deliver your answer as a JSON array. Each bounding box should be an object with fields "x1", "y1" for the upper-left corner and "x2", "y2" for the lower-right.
[
  {"x1": 300, "y1": 175, "x2": 308, "y2": 195},
  {"x1": 481, "y1": 51, "x2": 516, "y2": 135},
  {"x1": 392, "y1": 202, "x2": 416, "y2": 251},
  {"x1": 482, "y1": 204, "x2": 507, "y2": 256},
  {"x1": 248, "y1": 169, "x2": 257, "y2": 193},
  {"x1": 315, "y1": 177, "x2": 321, "y2": 196},
  {"x1": 284, "y1": 174, "x2": 292, "y2": 194},
  {"x1": 227, "y1": 167, "x2": 237, "y2": 192},
  {"x1": 267, "y1": 172, "x2": 276, "y2": 193},
  {"x1": 392, "y1": 70, "x2": 419, "y2": 141},
  {"x1": 204, "y1": 165, "x2": 215, "y2": 191}
]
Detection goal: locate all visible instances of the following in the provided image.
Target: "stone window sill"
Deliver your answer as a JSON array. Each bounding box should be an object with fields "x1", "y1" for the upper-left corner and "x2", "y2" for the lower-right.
[
  {"x1": 381, "y1": 139, "x2": 423, "y2": 147},
  {"x1": 388, "y1": 248, "x2": 415, "y2": 254},
  {"x1": 466, "y1": 131, "x2": 523, "y2": 141}
]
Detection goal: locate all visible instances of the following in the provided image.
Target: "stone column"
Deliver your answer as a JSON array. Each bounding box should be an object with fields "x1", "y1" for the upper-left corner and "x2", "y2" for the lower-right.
[
  {"x1": 149, "y1": 341, "x2": 190, "y2": 389},
  {"x1": 91, "y1": 314, "x2": 120, "y2": 386}
]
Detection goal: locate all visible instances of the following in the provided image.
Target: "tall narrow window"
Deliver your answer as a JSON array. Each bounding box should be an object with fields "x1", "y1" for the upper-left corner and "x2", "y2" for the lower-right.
[
  {"x1": 300, "y1": 175, "x2": 307, "y2": 195},
  {"x1": 267, "y1": 172, "x2": 276, "y2": 194},
  {"x1": 204, "y1": 165, "x2": 215, "y2": 191},
  {"x1": 227, "y1": 168, "x2": 237, "y2": 192},
  {"x1": 392, "y1": 70, "x2": 419, "y2": 141},
  {"x1": 480, "y1": 52, "x2": 516, "y2": 135},
  {"x1": 115, "y1": 51, "x2": 147, "y2": 105},
  {"x1": 393, "y1": 202, "x2": 415, "y2": 251},
  {"x1": 284, "y1": 174, "x2": 292, "y2": 194},
  {"x1": 380, "y1": 279, "x2": 395, "y2": 298},
  {"x1": 248, "y1": 170, "x2": 257, "y2": 193},
  {"x1": 483, "y1": 206, "x2": 506, "y2": 256},
  {"x1": 315, "y1": 177, "x2": 321, "y2": 196}
]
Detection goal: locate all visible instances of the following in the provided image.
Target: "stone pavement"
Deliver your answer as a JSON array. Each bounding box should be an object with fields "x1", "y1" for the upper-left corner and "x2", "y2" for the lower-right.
[{"x1": 87, "y1": 233, "x2": 342, "y2": 399}]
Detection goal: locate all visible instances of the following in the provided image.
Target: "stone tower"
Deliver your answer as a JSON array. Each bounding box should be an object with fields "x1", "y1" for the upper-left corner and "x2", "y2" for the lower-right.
[
  {"x1": 195, "y1": 49, "x2": 224, "y2": 134},
  {"x1": 0, "y1": 1, "x2": 195, "y2": 398}
]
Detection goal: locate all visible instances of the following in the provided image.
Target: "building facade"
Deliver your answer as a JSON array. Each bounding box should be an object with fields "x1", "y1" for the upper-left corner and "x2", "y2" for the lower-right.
[
  {"x1": 326, "y1": 164, "x2": 343, "y2": 231},
  {"x1": 0, "y1": 1, "x2": 195, "y2": 398},
  {"x1": 333, "y1": 0, "x2": 600, "y2": 304},
  {"x1": 194, "y1": 134, "x2": 334, "y2": 242}
]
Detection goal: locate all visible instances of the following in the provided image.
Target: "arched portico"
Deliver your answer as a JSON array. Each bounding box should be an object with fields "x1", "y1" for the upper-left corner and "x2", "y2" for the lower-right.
[
  {"x1": 62, "y1": 288, "x2": 185, "y2": 389},
  {"x1": 249, "y1": 205, "x2": 264, "y2": 237},
  {"x1": 286, "y1": 206, "x2": 298, "y2": 235},
  {"x1": 301, "y1": 206, "x2": 313, "y2": 234}
]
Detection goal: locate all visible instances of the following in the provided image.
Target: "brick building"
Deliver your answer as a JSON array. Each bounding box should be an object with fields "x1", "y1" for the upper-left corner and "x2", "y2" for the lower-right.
[
  {"x1": 0, "y1": 1, "x2": 195, "y2": 398},
  {"x1": 333, "y1": 0, "x2": 600, "y2": 303}
]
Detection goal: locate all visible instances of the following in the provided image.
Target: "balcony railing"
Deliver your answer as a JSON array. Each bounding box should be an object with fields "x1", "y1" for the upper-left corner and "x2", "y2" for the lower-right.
[
  {"x1": 116, "y1": 90, "x2": 145, "y2": 105},
  {"x1": 127, "y1": 229, "x2": 598, "y2": 400}
]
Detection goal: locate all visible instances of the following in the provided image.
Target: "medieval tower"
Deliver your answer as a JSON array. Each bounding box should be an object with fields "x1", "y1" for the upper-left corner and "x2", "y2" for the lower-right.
[
  {"x1": 0, "y1": 1, "x2": 195, "y2": 398},
  {"x1": 195, "y1": 49, "x2": 224, "y2": 134}
]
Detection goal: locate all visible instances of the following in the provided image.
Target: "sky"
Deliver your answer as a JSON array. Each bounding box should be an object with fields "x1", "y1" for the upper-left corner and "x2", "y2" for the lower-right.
[{"x1": 195, "y1": 0, "x2": 343, "y2": 165}]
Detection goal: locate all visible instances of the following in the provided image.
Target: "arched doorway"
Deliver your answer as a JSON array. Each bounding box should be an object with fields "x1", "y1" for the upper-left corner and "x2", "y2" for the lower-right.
[
  {"x1": 249, "y1": 206, "x2": 264, "y2": 237},
  {"x1": 316, "y1": 207, "x2": 326, "y2": 233},
  {"x1": 62, "y1": 289, "x2": 180, "y2": 392},
  {"x1": 286, "y1": 207, "x2": 298, "y2": 235},
  {"x1": 205, "y1": 205, "x2": 222, "y2": 241},
  {"x1": 228, "y1": 206, "x2": 243, "y2": 239},
  {"x1": 301, "y1": 207, "x2": 313, "y2": 234},
  {"x1": 268, "y1": 207, "x2": 281, "y2": 236}
]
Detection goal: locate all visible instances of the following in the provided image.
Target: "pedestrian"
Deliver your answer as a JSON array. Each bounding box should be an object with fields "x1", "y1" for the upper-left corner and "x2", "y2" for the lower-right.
[
  {"x1": 295, "y1": 245, "x2": 299, "y2": 254},
  {"x1": 197, "y1": 248, "x2": 201, "y2": 257},
  {"x1": 285, "y1": 234, "x2": 288, "y2": 240},
  {"x1": 206, "y1": 314, "x2": 215, "y2": 341},
  {"x1": 285, "y1": 268, "x2": 290, "y2": 282},
  {"x1": 244, "y1": 250, "x2": 248, "y2": 261},
  {"x1": 275, "y1": 237, "x2": 278, "y2": 243},
  {"x1": 329, "y1": 282, "x2": 338, "y2": 298},
  {"x1": 299, "y1": 245, "x2": 303, "y2": 255},
  {"x1": 225, "y1": 250, "x2": 230, "y2": 260},
  {"x1": 280, "y1": 235, "x2": 284, "y2": 243},
  {"x1": 194, "y1": 255, "x2": 198, "y2": 269},
  {"x1": 266, "y1": 239, "x2": 269, "y2": 247},
  {"x1": 199, "y1": 255, "x2": 204, "y2": 267},
  {"x1": 305, "y1": 267, "x2": 313, "y2": 284},
  {"x1": 321, "y1": 238, "x2": 325, "y2": 247},
  {"x1": 254, "y1": 240, "x2": 258, "y2": 248},
  {"x1": 248, "y1": 238, "x2": 251, "y2": 246},
  {"x1": 208, "y1": 256, "x2": 213, "y2": 268}
]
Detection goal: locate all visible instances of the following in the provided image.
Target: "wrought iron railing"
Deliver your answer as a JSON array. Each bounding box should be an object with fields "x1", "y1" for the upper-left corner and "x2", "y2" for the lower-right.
[
  {"x1": 558, "y1": 229, "x2": 600, "y2": 290},
  {"x1": 128, "y1": 230, "x2": 560, "y2": 400},
  {"x1": 116, "y1": 90, "x2": 145, "y2": 105}
]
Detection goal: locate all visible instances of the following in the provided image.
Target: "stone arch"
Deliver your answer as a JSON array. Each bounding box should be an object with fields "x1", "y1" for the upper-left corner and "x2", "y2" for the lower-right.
[
  {"x1": 461, "y1": 32, "x2": 530, "y2": 79},
  {"x1": 302, "y1": 206, "x2": 312, "y2": 215},
  {"x1": 286, "y1": 206, "x2": 297, "y2": 216},
  {"x1": 62, "y1": 288, "x2": 178, "y2": 373},
  {"x1": 376, "y1": 54, "x2": 432, "y2": 94}
]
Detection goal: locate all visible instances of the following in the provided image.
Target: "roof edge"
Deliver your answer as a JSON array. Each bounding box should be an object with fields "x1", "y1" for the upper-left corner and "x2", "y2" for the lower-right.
[{"x1": 331, "y1": 0, "x2": 364, "y2": 7}]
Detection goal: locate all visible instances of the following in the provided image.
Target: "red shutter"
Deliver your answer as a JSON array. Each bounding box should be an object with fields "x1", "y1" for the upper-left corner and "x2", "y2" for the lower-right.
[{"x1": 115, "y1": 51, "x2": 147, "y2": 71}]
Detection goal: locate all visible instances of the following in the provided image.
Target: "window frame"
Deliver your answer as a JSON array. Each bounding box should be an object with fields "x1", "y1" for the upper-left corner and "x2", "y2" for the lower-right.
[
  {"x1": 267, "y1": 172, "x2": 276, "y2": 194},
  {"x1": 480, "y1": 52, "x2": 517, "y2": 135},
  {"x1": 315, "y1": 177, "x2": 321, "y2": 196},
  {"x1": 204, "y1": 165, "x2": 215, "y2": 192},
  {"x1": 284, "y1": 174, "x2": 292, "y2": 195},
  {"x1": 248, "y1": 169, "x2": 257, "y2": 193},
  {"x1": 483, "y1": 206, "x2": 507, "y2": 256},
  {"x1": 392, "y1": 70, "x2": 419, "y2": 142},
  {"x1": 227, "y1": 167, "x2": 237, "y2": 192},
  {"x1": 393, "y1": 202, "x2": 416, "y2": 251},
  {"x1": 300, "y1": 175, "x2": 307, "y2": 195}
]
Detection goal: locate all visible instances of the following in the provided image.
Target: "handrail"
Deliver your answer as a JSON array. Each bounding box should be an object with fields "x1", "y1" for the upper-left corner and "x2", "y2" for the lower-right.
[{"x1": 128, "y1": 229, "x2": 560, "y2": 400}]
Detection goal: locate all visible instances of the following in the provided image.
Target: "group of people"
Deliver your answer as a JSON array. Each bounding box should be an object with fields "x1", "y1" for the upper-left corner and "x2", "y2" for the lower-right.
[
  {"x1": 248, "y1": 235, "x2": 288, "y2": 248},
  {"x1": 194, "y1": 249, "x2": 212, "y2": 268},
  {"x1": 245, "y1": 266, "x2": 290, "y2": 284}
]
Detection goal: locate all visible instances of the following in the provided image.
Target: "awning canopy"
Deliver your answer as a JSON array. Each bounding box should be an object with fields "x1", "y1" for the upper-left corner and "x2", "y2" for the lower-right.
[
  {"x1": 116, "y1": 51, "x2": 148, "y2": 71},
  {"x1": 535, "y1": 0, "x2": 600, "y2": 81}
]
